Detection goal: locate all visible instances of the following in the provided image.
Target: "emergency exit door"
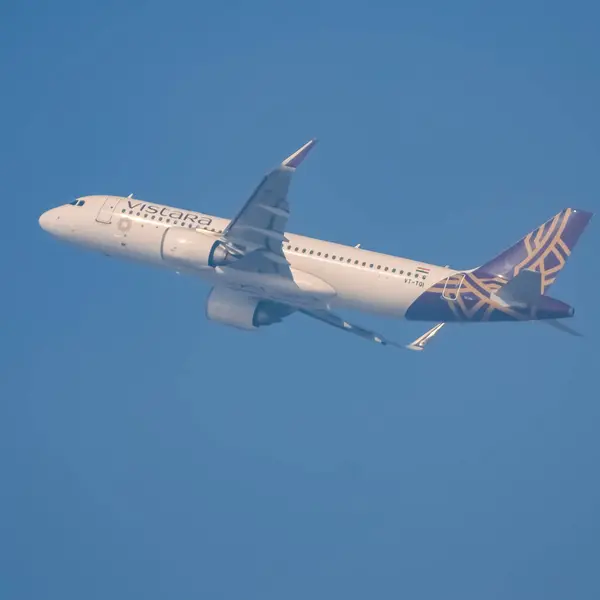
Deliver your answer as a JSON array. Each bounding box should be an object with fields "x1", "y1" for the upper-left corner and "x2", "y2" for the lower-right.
[{"x1": 442, "y1": 273, "x2": 465, "y2": 301}]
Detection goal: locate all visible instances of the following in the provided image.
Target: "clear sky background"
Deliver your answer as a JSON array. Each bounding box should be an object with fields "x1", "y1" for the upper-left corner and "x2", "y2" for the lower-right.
[{"x1": 1, "y1": 1, "x2": 599, "y2": 598}]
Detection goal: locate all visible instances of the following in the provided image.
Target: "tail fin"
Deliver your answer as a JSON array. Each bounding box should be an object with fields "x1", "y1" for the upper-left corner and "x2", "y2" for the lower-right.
[{"x1": 473, "y1": 208, "x2": 593, "y2": 293}]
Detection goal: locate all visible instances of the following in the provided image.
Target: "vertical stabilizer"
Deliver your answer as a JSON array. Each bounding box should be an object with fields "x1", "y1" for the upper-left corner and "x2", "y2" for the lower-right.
[{"x1": 473, "y1": 208, "x2": 593, "y2": 293}]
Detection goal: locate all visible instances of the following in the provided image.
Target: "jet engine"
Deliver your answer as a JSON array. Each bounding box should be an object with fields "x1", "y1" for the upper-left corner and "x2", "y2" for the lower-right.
[
  {"x1": 161, "y1": 228, "x2": 236, "y2": 270},
  {"x1": 206, "y1": 286, "x2": 294, "y2": 330}
]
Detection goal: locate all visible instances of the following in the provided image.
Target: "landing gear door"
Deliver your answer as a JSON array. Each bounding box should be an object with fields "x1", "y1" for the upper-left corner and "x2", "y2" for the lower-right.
[
  {"x1": 96, "y1": 197, "x2": 119, "y2": 224},
  {"x1": 442, "y1": 273, "x2": 465, "y2": 301}
]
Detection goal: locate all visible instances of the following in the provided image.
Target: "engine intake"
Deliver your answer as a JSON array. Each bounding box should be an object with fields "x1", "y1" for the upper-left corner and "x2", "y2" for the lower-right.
[
  {"x1": 161, "y1": 228, "x2": 236, "y2": 270},
  {"x1": 206, "y1": 287, "x2": 293, "y2": 330}
]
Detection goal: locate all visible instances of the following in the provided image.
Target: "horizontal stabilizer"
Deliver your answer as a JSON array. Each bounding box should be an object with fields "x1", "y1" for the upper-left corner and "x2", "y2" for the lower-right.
[
  {"x1": 493, "y1": 269, "x2": 541, "y2": 306},
  {"x1": 543, "y1": 319, "x2": 583, "y2": 337}
]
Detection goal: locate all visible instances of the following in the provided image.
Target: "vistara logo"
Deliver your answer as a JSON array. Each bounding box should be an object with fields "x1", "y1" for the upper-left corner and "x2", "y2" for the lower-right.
[{"x1": 127, "y1": 200, "x2": 213, "y2": 227}]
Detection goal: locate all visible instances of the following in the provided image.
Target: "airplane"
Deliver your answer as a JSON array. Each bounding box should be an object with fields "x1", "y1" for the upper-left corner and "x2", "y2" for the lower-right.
[{"x1": 39, "y1": 139, "x2": 593, "y2": 351}]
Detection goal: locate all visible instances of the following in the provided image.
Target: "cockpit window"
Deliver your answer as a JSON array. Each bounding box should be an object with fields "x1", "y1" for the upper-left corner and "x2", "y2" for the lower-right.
[
  {"x1": 69, "y1": 200, "x2": 86, "y2": 207},
  {"x1": 69, "y1": 200, "x2": 78, "y2": 205}
]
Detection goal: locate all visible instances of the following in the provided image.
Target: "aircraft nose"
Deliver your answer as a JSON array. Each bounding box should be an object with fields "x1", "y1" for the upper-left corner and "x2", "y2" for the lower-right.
[
  {"x1": 39, "y1": 210, "x2": 51, "y2": 231},
  {"x1": 39, "y1": 208, "x2": 60, "y2": 233}
]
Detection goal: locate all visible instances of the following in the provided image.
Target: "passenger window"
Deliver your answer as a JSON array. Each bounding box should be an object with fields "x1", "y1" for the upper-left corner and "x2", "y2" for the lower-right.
[
  {"x1": 362, "y1": 262, "x2": 366, "y2": 267},
  {"x1": 377, "y1": 265, "x2": 381, "y2": 270},
  {"x1": 317, "y1": 252, "x2": 321, "y2": 256},
  {"x1": 324, "y1": 254, "x2": 329, "y2": 258},
  {"x1": 369, "y1": 264, "x2": 374, "y2": 268},
  {"x1": 392, "y1": 268, "x2": 396, "y2": 273},
  {"x1": 407, "y1": 272, "x2": 411, "y2": 277},
  {"x1": 332, "y1": 255, "x2": 336, "y2": 260},
  {"x1": 384, "y1": 267, "x2": 389, "y2": 271},
  {"x1": 302, "y1": 249, "x2": 306, "y2": 253}
]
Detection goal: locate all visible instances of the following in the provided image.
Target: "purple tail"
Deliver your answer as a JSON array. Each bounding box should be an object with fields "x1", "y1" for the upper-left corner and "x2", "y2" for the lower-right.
[{"x1": 473, "y1": 208, "x2": 593, "y2": 293}]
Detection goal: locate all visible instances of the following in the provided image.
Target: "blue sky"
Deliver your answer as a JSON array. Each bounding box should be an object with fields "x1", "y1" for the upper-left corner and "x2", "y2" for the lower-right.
[{"x1": 1, "y1": 1, "x2": 599, "y2": 598}]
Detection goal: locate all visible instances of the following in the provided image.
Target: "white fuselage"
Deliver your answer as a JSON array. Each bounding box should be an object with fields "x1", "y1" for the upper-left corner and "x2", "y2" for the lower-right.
[{"x1": 39, "y1": 195, "x2": 456, "y2": 318}]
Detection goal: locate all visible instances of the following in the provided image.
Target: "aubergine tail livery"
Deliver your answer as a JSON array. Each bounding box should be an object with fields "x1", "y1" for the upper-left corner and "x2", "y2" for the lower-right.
[
  {"x1": 406, "y1": 208, "x2": 593, "y2": 325},
  {"x1": 475, "y1": 207, "x2": 592, "y2": 290}
]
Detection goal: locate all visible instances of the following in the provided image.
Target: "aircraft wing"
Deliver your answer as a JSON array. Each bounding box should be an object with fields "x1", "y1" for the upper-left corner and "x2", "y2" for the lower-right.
[
  {"x1": 301, "y1": 308, "x2": 447, "y2": 351},
  {"x1": 220, "y1": 139, "x2": 317, "y2": 276},
  {"x1": 300, "y1": 308, "x2": 404, "y2": 348}
]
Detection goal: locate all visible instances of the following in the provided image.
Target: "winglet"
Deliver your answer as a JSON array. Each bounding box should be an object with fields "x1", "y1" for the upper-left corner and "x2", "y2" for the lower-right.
[
  {"x1": 406, "y1": 323, "x2": 445, "y2": 351},
  {"x1": 282, "y1": 139, "x2": 318, "y2": 169}
]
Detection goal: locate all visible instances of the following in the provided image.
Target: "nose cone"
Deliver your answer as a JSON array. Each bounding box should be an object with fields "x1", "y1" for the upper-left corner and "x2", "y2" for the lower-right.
[
  {"x1": 39, "y1": 210, "x2": 52, "y2": 231},
  {"x1": 39, "y1": 208, "x2": 62, "y2": 234}
]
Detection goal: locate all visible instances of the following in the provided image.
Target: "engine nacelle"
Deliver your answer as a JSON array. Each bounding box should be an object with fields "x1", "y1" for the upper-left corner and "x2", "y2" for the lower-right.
[
  {"x1": 161, "y1": 227, "x2": 235, "y2": 270},
  {"x1": 206, "y1": 286, "x2": 292, "y2": 330}
]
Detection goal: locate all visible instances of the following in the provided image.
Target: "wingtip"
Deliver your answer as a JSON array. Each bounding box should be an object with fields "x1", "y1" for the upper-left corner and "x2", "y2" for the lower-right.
[
  {"x1": 405, "y1": 322, "x2": 445, "y2": 351},
  {"x1": 282, "y1": 138, "x2": 318, "y2": 169},
  {"x1": 406, "y1": 344, "x2": 425, "y2": 352}
]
